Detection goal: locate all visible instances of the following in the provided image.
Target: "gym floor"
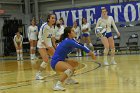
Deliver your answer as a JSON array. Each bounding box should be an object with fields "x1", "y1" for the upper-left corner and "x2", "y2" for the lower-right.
[{"x1": 0, "y1": 55, "x2": 140, "y2": 93}]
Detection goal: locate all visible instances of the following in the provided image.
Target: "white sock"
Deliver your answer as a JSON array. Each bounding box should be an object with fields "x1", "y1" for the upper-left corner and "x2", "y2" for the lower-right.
[
  {"x1": 20, "y1": 54, "x2": 23, "y2": 58},
  {"x1": 79, "y1": 51, "x2": 81, "y2": 56},
  {"x1": 33, "y1": 54, "x2": 36, "y2": 58},
  {"x1": 111, "y1": 56, "x2": 115, "y2": 62},
  {"x1": 17, "y1": 54, "x2": 20, "y2": 59},
  {"x1": 104, "y1": 56, "x2": 108, "y2": 62},
  {"x1": 30, "y1": 54, "x2": 33, "y2": 59}
]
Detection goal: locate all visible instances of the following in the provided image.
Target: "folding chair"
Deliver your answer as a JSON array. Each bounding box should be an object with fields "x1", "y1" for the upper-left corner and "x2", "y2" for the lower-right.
[{"x1": 126, "y1": 34, "x2": 139, "y2": 54}]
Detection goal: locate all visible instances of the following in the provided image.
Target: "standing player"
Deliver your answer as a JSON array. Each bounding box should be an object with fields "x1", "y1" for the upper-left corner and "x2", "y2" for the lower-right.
[
  {"x1": 54, "y1": 20, "x2": 64, "y2": 45},
  {"x1": 81, "y1": 18, "x2": 93, "y2": 48},
  {"x1": 51, "y1": 27, "x2": 96, "y2": 91},
  {"x1": 35, "y1": 14, "x2": 56, "y2": 80},
  {"x1": 59, "y1": 17, "x2": 66, "y2": 28},
  {"x1": 95, "y1": 7, "x2": 120, "y2": 65},
  {"x1": 27, "y1": 19, "x2": 38, "y2": 60},
  {"x1": 73, "y1": 21, "x2": 82, "y2": 56},
  {"x1": 13, "y1": 31, "x2": 23, "y2": 61}
]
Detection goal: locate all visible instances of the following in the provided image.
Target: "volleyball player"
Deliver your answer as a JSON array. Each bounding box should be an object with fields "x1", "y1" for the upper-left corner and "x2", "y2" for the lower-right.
[
  {"x1": 27, "y1": 19, "x2": 38, "y2": 60},
  {"x1": 51, "y1": 26, "x2": 96, "y2": 91},
  {"x1": 13, "y1": 31, "x2": 23, "y2": 61},
  {"x1": 73, "y1": 21, "x2": 82, "y2": 56},
  {"x1": 35, "y1": 14, "x2": 56, "y2": 80},
  {"x1": 95, "y1": 7, "x2": 120, "y2": 65},
  {"x1": 81, "y1": 18, "x2": 93, "y2": 49}
]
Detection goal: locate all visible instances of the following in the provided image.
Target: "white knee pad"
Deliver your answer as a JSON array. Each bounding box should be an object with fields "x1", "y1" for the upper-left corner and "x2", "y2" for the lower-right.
[
  {"x1": 64, "y1": 69, "x2": 73, "y2": 77},
  {"x1": 104, "y1": 48, "x2": 109, "y2": 56},
  {"x1": 40, "y1": 61, "x2": 47, "y2": 69},
  {"x1": 30, "y1": 47, "x2": 34, "y2": 50},
  {"x1": 110, "y1": 48, "x2": 115, "y2": 55}
]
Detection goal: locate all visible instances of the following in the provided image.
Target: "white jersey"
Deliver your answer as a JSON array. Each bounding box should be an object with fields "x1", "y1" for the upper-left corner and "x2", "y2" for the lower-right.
[
  {"x1": 81, "y1": 23, "x2": 91, "y2": 34},
  {"x1": 73, "y1": 26, "x2": 80, "y2": 39},
  {"x1": 27, "y1": 25, "x2": 38, "y2": 40},
  {"x1": 13, "y1": 35, "x2": 23, "y2": 47},
  {"x1": 54, "y1": 26, "x2": 64, "y2": 40},
  {"x1": 37, "y1": 22, "x2": 55, "y2": 48},
  {"x1": 96, "y1": 16, "x2": 119, "y2": 33}
]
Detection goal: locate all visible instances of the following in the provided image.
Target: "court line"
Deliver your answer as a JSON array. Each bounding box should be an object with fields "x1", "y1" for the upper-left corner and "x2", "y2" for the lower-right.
[{"x1": 0, "y1": 60, "x2": 101, "y2": 90}]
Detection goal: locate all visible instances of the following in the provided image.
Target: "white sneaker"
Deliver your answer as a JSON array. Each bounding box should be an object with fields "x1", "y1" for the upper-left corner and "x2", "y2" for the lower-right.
[
  {"x1": 111, "y1": 61, "x2": 117, "y2": 65},
  {"x1": 35, "y1": 72, "x2": 44, "y2": 80},
  {"x1": 65, "y1": 78, "x2": 79, "y2": 85},
  {"x1": 17, "y1": 57, "x2": 20, "y2": 61},
  {"x1": 76, "y1": 52, "x2": 78, "y2": 56},
  {"x1": 104, "y1": 61, "x2": 109, "y2": 66},
  {"x1": 31, "y1": 57, "x2": 34, "y2": 60},
  {"x1": 53, "y1": 81, "x2": 65, "y2": 91}
]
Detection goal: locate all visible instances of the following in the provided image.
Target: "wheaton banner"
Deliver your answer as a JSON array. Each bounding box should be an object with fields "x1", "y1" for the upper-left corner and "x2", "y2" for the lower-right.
[{"x1": 53, "y1": 1, "x2": 140, "y2": 26}]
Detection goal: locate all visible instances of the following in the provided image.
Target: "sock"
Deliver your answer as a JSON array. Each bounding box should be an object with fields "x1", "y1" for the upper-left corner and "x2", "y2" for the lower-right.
[
  {"x1": 104, "y1": 56, "x2": 108, "y2": 62},
  {"x1": 111, "y1": 56, "x2": 115, "y2": 62}
]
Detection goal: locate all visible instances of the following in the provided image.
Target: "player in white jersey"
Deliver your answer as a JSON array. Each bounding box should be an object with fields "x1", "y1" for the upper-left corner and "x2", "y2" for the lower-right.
[
  {"x1": 95, "y1": 7, "x2": 120, "y2": 65},
  {"x1": 59, "y1": 17, "x2": 66, "y2": 28},
  {"x1": 35, "y1": 14, "x2": 56, "y2": 80},
  {"x1": 54, "y1": 20, "x2": 64, "y2": 44},
  {"x1": 27, "y1": 19, "x2": 38, "y2": 60},
  {"x1": 81, "y1": 18, "x2": 94, "y2": 50},
  {"x1": 13, "y1": 31, "x2": 23, "y2": 61},
  {"x1": 73, "y1": 21, "x2": 82, "y2": 56}
]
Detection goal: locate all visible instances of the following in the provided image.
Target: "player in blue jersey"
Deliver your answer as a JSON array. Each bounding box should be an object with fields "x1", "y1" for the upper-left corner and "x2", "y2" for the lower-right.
[{"x1": 51, "y1": 26, "x2": 96, "y2": 91}]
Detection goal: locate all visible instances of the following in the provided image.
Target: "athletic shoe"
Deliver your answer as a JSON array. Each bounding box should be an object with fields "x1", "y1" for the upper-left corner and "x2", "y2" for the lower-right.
[
  {"x1": 35, "y1": 72, "x2": 44, "y2": 80},
  {"x1": 65, "y1": 78, "x2": 79, "y2": 85},
  {"x1": 104, "y1": 61, "x2": 109, "y2": 66},
  {"x1": 110, "y1": 61, "x2": 117, "y2": 65},
  {"x1": 53, "y1": 81, "x2": 65, "y2": 91},
  {"x1": 17, "y1": 57, "x2": 20, "y2": 61}
]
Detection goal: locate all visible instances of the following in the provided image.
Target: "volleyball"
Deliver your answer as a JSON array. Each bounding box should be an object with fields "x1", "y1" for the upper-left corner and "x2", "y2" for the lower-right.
[{"x1": 95, "y1": 26, "x2": 106, "y2": 37}]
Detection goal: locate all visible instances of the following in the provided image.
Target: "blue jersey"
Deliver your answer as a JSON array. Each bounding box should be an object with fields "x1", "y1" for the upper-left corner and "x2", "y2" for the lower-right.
[{"x1": 51, "y1": 38, "x2": 90, "y2": 69}]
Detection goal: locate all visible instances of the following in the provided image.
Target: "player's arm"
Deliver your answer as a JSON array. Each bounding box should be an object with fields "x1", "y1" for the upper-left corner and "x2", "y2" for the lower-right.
[
  {"x1": 27, "y1": 26, "x2": 31, "y2": 41},
  {"x1": 20, "y1": 35, "x2": 23, "y2": 47},
  {"x1": 111, "y1": 17, "x2": 120, "y2": 37},
  {"x1": 13, "y1": 36, "x2": 17, "y2": 47},
  {"x1": 95, "y1": 18, "x2": 101, "y2": 30},
  {"x1": 51, "y1": 36, "x2": 57, "y2": 49},
  {"x1": 70, "y1": 40, "x2": 96, "y2": 60}
]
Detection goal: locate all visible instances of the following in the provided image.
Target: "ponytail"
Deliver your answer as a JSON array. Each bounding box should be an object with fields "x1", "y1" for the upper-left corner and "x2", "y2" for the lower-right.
[{"x1": 59, "y1": 26, "x2": 72, "y2": 42}]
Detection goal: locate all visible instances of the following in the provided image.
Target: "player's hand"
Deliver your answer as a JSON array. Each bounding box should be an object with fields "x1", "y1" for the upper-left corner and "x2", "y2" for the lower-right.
[
  {"x1": 88, "y1": 51, "x2": 96, "y2": 60},
  {"x1": 117, "y1": 32, "x2": 120, "y2": 37}
]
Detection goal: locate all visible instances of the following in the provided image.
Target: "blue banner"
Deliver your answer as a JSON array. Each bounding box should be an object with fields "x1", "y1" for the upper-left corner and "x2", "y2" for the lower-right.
[{"x1": 53, "y1": 1, "x2": 140, "y2": 26}]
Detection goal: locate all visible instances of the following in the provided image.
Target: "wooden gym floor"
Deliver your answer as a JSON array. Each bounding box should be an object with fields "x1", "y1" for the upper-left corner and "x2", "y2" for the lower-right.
[{"x1": 0, "y1": 55, "x2": 140, "y2": 93}]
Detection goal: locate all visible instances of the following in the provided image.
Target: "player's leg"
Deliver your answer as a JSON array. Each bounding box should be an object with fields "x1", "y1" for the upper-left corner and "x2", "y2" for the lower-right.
[
  {"x1": 108, "y1": 37, "x2": 117, "y2": 65},
  {"x1": 65, "y1": 59, "x2": 79, "y2": 84},
  {"x1": 19, "y1": 45, "x2": 23, "y2": 60},
  {"x1": 101, "y1": 37, "x2": 109, "y2": 65},
  {"x1": 29, "y1": 40, "x2": 34, "y2": 60},
  {"x1": 53, "y1": 61, "x2": 74, "y2": 91},
  {"x1": 33, "y1": 40, "x2": 37, "y2": 59},
  {"x1": 35, "y1": 48, "x2": 49, "y2": 80}
]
